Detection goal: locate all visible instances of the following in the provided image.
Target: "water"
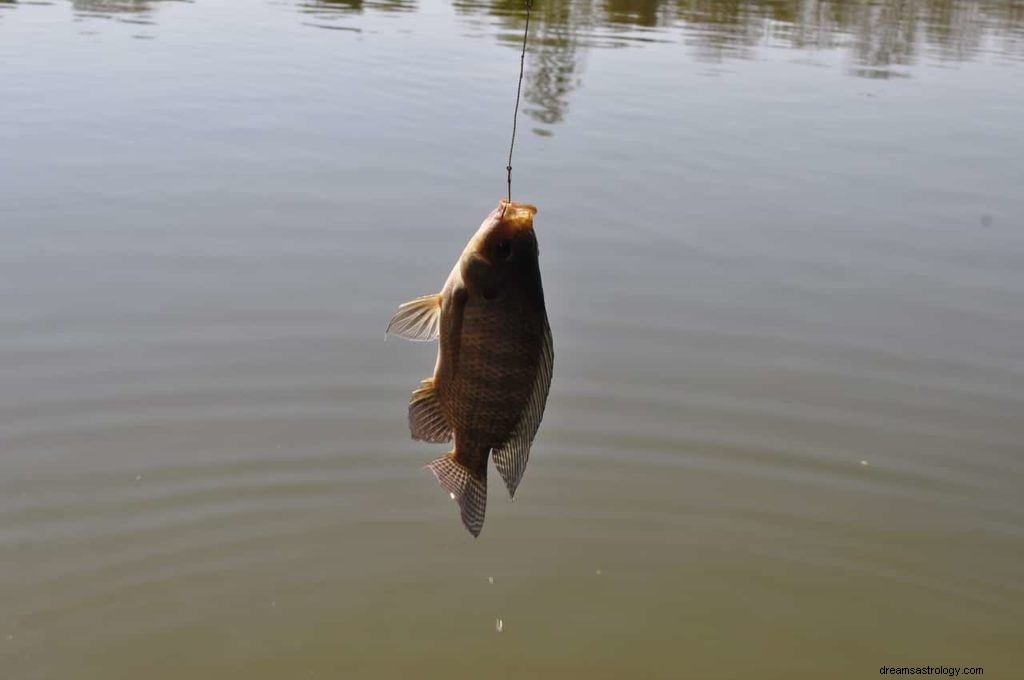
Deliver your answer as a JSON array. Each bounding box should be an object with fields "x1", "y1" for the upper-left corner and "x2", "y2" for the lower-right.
[{"x1": 2, "y1": 0, "x2": 1023, "y2": 677}]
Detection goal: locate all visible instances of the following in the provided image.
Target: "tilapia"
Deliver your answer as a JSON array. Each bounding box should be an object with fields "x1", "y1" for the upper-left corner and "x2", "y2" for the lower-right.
[{"x1": 386, "y1": 200, "x2": 553, "y2": 537}]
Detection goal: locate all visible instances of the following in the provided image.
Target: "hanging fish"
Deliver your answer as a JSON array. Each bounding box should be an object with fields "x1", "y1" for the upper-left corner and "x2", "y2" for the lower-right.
[{"x1": 387, "y1": 200, "x2": 553, "y2": 537}]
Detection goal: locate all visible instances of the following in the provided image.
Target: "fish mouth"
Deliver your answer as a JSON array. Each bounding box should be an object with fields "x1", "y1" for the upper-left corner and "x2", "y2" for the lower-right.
[{"x1": 497, "y1": 200, "x2": 537, "y2": 231}]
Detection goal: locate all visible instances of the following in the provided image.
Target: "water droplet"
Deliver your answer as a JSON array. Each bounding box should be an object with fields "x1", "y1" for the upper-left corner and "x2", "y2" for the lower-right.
[
  {"x1": 488, "y1": 576, "x2": 494, "y2": 584},
  {"x1": 135, "y1": 475, "x2": 142, "y2": 481},
  {"x1": 595, "y1": 569, "x2": 602, "y2": 575},
  {"x1": 495, "y1": 618, "x2": 503, "y2": 633},
  {"x1": 860, "y1": 460, "x2": 869, "y2": 466}
]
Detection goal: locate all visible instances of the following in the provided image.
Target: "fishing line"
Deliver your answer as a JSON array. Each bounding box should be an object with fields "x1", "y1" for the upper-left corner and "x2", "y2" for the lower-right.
[{"x1": 504, "y1": 0, "x2": 533, "y2": 209}]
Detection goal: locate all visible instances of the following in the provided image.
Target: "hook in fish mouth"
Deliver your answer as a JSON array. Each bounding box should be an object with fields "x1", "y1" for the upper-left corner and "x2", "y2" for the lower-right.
[{"x1": 497, "y1": 200, "x2": 537, "y2": 231}]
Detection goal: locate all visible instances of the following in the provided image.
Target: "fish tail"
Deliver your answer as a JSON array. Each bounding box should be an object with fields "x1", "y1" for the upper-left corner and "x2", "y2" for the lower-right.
[{"x1": 426, "y1": 452, "x2": 487, "y2": 537}]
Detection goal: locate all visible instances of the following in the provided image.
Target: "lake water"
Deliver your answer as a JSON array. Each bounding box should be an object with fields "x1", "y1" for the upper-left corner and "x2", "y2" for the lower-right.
[{"x1": 2, "y1": 0, "x2": 1023, "y2": 677}]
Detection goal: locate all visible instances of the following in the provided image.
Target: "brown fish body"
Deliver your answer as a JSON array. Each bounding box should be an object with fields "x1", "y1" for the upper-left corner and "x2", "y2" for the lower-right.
[
  {"x1": 387, "y1": 200, "x2": 553, "y2": 536},
  {"x1": 438, "y1": 264, "x2": 545, "y2": 477}
]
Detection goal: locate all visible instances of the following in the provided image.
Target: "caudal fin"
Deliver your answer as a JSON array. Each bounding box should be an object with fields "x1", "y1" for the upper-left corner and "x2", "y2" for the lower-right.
[{"x1": 426, "y1": 453, "x2": 487, "y2": 537}]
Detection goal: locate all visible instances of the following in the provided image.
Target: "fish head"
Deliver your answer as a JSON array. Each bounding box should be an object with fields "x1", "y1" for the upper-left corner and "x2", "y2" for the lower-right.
[{"x1": 460, "y1": 200, "x2": 540, "y2": 300}]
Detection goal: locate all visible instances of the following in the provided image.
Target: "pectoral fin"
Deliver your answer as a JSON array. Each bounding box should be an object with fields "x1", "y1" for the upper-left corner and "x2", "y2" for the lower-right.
[
  {"x1": 408, "y1": 378, "x2": 452, "y2": 443},
  {"x1": 386, "y1": 294, "x2": 442, "y2": 342}
]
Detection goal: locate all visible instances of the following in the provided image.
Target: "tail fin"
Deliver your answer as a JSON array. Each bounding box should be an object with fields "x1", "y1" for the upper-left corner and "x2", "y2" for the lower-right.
[{"x1": 426, "y1": 452, "x2": 487, "y2": 537}]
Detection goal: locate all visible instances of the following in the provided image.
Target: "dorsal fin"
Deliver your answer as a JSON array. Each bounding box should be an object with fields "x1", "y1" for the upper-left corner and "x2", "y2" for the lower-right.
[
  {"x1": 408, "y1": 378, "x2": 452, "y2": 443},
  {"x1": 493, "y1": 319, "x2": 553, "y2": 499},
  {"x1": 386, "y1": 294, "x2": 442, "y2": 342}
]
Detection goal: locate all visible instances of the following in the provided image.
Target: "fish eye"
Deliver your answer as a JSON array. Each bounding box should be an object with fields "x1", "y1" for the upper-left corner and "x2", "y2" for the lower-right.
[{"x1": 494, "y1": 239, "x2": 512, "y2": 261}]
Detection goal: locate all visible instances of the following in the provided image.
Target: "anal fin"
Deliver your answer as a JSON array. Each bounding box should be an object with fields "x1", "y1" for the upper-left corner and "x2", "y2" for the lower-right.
[
  {"x1": 408, "y1": 378, "x2": 452, "y2": 443},
  {"x1": 427, "y1": 453, "x2": 487, "y2": 537}
]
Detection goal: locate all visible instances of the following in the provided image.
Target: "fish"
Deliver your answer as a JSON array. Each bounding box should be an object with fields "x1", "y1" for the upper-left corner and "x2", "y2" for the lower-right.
[{"x1": 386, "y1": 200, "x2": 553, "y2": 537}]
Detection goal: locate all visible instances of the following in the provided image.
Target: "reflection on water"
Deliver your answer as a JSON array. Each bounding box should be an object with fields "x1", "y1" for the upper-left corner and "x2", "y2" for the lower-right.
[
  {"x1": 451, "y1": 0, "x2": 1024, "y2": 127},
  {"x1": 71, "y1": 0, "x2": 182, "y2": 22},
  {"x1": 297, "y1": 0, "x2": 416, "y2": 17},
  {"x1": 6, "y1": 0, "x2": 1021, "y2": 125},
  {"x1": 455, "y1": 0, "x2": 598, "y2": 127},
  {"x1": 67, "y1": 0, "x2": 195, "y2": 29}
]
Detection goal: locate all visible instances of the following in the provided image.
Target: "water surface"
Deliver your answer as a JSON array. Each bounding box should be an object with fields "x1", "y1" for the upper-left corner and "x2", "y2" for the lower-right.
[{"x1": 1, "y1": 0, "x2": 1023, "y2": 678}]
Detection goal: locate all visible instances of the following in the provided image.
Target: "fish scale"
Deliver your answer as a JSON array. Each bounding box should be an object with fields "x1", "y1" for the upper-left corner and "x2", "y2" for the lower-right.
[{"x1": 444, "y1": 297, "x2": 539, "y2": 462}]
